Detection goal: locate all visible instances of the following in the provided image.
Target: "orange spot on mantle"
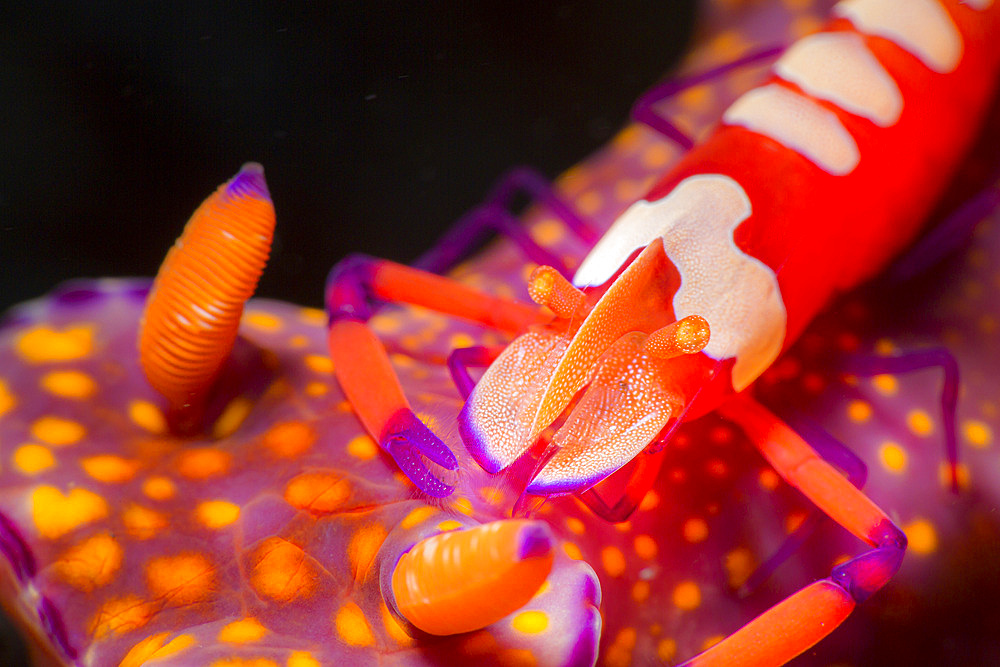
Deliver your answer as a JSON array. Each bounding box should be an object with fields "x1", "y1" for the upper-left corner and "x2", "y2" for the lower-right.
[
  {"x1": 53, "y1": 533, "x2": 123, "y2": 592},
  {"x1": 81, "y1": 455, "x2": 141, "y2": 483},
  {"x1": 218, "y1": 617, "x2": 268, "y2": 643},
  {"x1": 283, "y1": 472, "x2": 351, "y2": 515},
  {"x1": 145, "y1": 552, "x2": 217, "y2": 606},
  {"x1": 335, "y1": 602, "x2": 374, "y2": 647},
  {"x1": 31, "y1": 486, "x2": 109, "y2": 539},
  {"x1": 91, "y1": 596, "x2": 155, "y2": 638},
  {"x1": 16, "y1": 325, "x2": 94, "y2": 363},
  {"x1": 176, "y1": 448, "x2": 232, "y2": 480},
  {"x1": 262, "y1": 421, "x2": 317, "y2": 458},
  {"x1": 122, "y1": 504, "x2": 169, "y2": 540},
  {"x1": 119, "y1": 632, "x2": 195, "y2": 667},
  {"x1": 348, "y1": 524, "x2": 388, "y2": 582},
  {"x1": 247, "y1": 537, "x2": 319, "y2": 603}
]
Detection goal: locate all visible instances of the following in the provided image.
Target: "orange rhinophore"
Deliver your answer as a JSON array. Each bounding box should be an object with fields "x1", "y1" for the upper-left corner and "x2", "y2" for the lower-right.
[
  {"x1": 138, "y1": 163, "x2": 275, "y2": 431},
  {"x1": 390, "y1": 519, "x2": 554, "y2": 635}
]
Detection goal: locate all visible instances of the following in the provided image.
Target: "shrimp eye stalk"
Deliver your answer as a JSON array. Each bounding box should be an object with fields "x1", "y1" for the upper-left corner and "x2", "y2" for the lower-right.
[
  {"x1": 645, "y1": 314, "x2": 711, "y2": 359},
  {"x1": 528, "y1": 265, "x2": 587, "y2": 320}
]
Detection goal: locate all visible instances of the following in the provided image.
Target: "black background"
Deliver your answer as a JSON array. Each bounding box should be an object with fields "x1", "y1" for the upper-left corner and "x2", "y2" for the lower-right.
[{"x1": 1, "y1": 1, "x2": 696, "y2": 314}]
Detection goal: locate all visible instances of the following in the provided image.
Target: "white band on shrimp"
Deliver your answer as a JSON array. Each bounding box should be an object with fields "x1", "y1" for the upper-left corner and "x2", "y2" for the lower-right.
[
  {"x1": 574, "y1": 174, "x2": 786, "y2": 391},
  {"x1": 833, "y1": 0, "x2": 962, "y2": 74},
  {"x1": 776, "y1": 32, "x2": 903, "y2": 127}
]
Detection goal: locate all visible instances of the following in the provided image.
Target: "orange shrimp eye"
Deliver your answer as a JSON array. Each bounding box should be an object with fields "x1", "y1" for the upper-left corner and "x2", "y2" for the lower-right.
[
  {"x1": 644, "y1": 314, "x2": 710, "y2": 359},
  {"x1": 527, "y1": 265, "x2": 586, "y2": 319},
  {"x1": 138, "y1": 163, "x2": 275, "y2": 432}
]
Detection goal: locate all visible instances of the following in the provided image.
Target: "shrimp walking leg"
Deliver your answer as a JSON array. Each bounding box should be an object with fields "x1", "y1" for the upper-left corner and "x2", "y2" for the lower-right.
[
  {"x1": 415, "y1": 167, "x2": 598, "y2": 276},
  {"x1": 326, "y1": 254, "x2": 545, "y2": 496},
  {"x1": 842, "y1": 348, "x2": 960, "y2": 489},
  {"x1": 678, "y1": 395, "x2": 907, "y2": 666}
]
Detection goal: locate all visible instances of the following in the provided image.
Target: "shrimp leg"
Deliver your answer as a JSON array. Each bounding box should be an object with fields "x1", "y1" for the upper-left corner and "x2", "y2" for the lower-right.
[{"x1": 679, "y1": 395, "x2": 907, "y2": 666}]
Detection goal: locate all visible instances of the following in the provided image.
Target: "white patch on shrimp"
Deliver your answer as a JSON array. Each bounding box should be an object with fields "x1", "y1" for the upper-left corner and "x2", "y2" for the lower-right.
[
  {"x1": 776, "y1": 32, "x2": 903, "y2": 127},
  {"x1": 574, "y1": 174, "x2": 786, "y2": 391},
  {"x1": 723, "y1": 84, "x2": 861, "y2": 175}
]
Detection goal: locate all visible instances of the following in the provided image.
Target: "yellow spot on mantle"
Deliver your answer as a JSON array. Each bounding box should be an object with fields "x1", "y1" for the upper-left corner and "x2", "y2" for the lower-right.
[
  {"x1": 142, "y1": 476, "x2": 176, "y2": 501},
  {"x1": 872, "y1": 374, "x2": 898, "y2": 395},
  {"x1": 287, "y1": 651, "x2": 321, "y2": 667},
  {"x1": 878, "y1": 442, "x2": 908, "y2": 473},
  {"x1": 40, "y1": 370, "x2": 96, "y2": 400},
  {"x1": 631, "y1": 581, "x2": 650, "y2": 603},
  {"x1": 305, "y1": 354, "x2": 334, "y2": 374},
  {"x1": 400, "y1": 506, "x2": 438, "y2": 530},
  {"x1": 212, "y1": 397, "x2": 253, "y2": 438},
  {"x1": 672, "y1": 581, "x2": 702, "y2": 610},
  {"x1": 128, "y1": 400, "x2": 167, "y2": 434},
  {"x1": 122, "y1": 504, "x2": 168, "y2": 540},
  {"x1": 14, "y1": 444, "x2": 55, "y2": 475},
  {"x1": 284, "y1": 472, "x2": 351, "y2": 514},
  {"x1": 904, "y1": 518, "x2": 938, "y2": 555},
  {"x1": 565, "y1": 517, "x2": 585, "y2": 535},
  {"x1": 634, "y1": 534, "x2": 658, "y2": 560},
  {"x1": 81, "y1": 455, "x2": 141, "y2": 483},
  {"x1": 347, "y1": 434, "x2": 378, "y2": 460},
  {"x1": 16, "y1": 325, "x2": 94, "y2": 363},
  {"x1": 335, "y1": 602, "x2": 374, "y2": 647},
  {"x1": 847, "y1": 400, "x2": 872, "y2": 423},
  {"x1": 758, "y1": 468, "x2": 780, "y2": 491},
  {"x1": 349, "y1": 524, "x2": 388, "y2": 582},
  {"x1": 247, "y1": 537, "x2": 318, "y2": 603},
  {"x1": 511, "y1": 610, "x2": 549, "y2": 634},
  {"x1": 601, "y1": 546, "x2": 627, "y2": 578},
  {"x1": 244, "y1": 311, "x2": 283, "y2": 332},
  {"x1": 30, "y1": 416, "x2": 85, "y2": 446},
  {"x1": 657, "y1": 638, "x2": 678, "y2": 662},
  {"x1": 638, "y1": 490, "x2": 660, "y2": 511},
  {"x1": 218, "y1": 617, "x2": 268, "y2": 643},
  {"x1": 380, "y1": 603, "x2": 414, "y2": 647},
  {"x1": 91, "y1": 596, "x2": 153, "y2": 638},
  {"x1": 176, "y1": 448, "x2": 232, "y2": 480},
  {"x1": 299, "y1": 307, "x2": 326, "y2": 325},
  {"x1": 32, "y1": 485, "x2": 108, "y2": 539},
  {"x1": 682, "y1": 517, "x2": 709, "y2": 543},
  {"x1": 263, "y1": 421, "x2": 316, "y2": 458},
  {"x1": 54, "y1": 533, "x2": 122, "y2": 592},
  {"x1": 963, "y1": 420, "x2": 993, "y2": 448},
  {"x1": 196, "y1": 500, "x2": 241, "y2": 529},
  {"x1": 724, "y1": 547, "x2": 755, "y2": 589},
  {"x1": 119, "y1": 632, "x2": 195, "y2": 667},
  {"x1": 146, "y1": 552, "x2": 216, "y2": 605},
  {"x1": 0, "y1": 379, "x2": 15, "y2": 417},
  {"x1": 907, "y1": 409, "x2": 934, "y2": 437}
]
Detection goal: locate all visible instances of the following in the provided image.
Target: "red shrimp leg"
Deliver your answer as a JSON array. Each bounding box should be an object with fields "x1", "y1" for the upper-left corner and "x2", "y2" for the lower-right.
[
  {"x1": 326, "y1": 255, "x2": 547, "y2": 496},
  {"x1": 677, "y1": 395, "x2": 906, "y2": 667}
]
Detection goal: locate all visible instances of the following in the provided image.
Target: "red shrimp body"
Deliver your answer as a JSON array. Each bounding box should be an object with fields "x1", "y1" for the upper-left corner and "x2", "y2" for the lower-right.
[{"x1": 462, "y1": 0, "x2": 1000, "y2": 495}]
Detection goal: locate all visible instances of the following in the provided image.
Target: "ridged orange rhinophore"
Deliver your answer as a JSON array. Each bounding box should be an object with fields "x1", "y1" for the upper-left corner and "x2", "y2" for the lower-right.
[
  {"x1": 391, "y1": 519, "x2": 554, "y2": 635},
  {"x1": 139, "y1": 163, "x2": 275, "y2": 429}
]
